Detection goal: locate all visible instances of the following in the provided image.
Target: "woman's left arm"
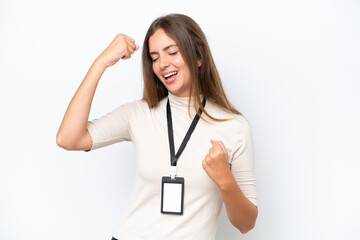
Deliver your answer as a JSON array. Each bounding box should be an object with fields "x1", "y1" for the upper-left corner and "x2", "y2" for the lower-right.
[{"x1": 202, "y1": 139, "x2": 258, "y2": 234}]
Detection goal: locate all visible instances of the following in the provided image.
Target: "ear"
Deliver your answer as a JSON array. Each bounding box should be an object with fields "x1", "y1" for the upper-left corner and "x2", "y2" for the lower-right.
[{"x1": 197, "y1": 59, "x2": 202, "y2": 67}]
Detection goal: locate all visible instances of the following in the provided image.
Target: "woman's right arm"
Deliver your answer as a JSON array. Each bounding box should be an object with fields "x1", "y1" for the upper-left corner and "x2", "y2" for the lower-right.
[{"x1": 56, "y1": 33, "x2": 139, "y2": 151}]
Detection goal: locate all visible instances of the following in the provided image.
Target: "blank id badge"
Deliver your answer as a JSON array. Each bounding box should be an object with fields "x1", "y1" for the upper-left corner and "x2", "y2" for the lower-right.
[{"x1": 161, "y1": 176, "x2": 184, "y2": 215}]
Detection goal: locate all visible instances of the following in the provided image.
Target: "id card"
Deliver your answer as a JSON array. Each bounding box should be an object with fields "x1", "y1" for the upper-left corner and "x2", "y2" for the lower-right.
[{"x1": 161, "y1": 176, "x2": 184, "y2": 215}]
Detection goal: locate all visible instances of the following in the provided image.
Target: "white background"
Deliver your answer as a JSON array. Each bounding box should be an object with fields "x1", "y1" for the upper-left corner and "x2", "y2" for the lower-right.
[{"x1": 1, "y1": 0, "x2": 359, "y2": 239}]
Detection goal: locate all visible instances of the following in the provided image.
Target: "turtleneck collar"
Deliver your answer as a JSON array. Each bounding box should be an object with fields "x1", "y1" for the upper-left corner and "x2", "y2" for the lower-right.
[{"x1": 167, "y1": 92, "x2": 205, "y2": 115}]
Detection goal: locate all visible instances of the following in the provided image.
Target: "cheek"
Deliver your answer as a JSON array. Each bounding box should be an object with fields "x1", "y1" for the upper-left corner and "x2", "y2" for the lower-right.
[
  {"x1": 152, "y1": 63, "x2": 159, "y2": 75},
  {"x1": 152, "y1": 64, "x2": 162, "y2": 80},
  {"x1": 173, "y1": 57, "x2": 184, "y2": 67},
  {"x1": 173, "y1": 58, "x2": 189, "y2": 74}
]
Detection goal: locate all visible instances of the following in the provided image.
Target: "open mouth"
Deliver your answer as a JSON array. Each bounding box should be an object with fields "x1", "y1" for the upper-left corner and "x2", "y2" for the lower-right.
[{"x1": 163, "y1": 71, "x2": 178, "y2": 80}]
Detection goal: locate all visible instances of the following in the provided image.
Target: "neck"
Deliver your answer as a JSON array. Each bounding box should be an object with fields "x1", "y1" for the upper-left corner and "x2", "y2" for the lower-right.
[{"x1": 167, "y1": 92, "x2": 204, "y2": 115}]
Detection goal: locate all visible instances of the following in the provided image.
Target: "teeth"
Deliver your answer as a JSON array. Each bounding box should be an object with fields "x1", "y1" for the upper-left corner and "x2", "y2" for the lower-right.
[{"x1": 164, "y1": 72, "x2": 177, "y2": 78}]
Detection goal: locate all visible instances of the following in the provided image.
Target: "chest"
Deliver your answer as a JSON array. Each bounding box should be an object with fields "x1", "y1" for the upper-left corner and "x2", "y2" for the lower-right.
[{"x1": 130, "y1": 110, "x2": 223, "y2": 193}]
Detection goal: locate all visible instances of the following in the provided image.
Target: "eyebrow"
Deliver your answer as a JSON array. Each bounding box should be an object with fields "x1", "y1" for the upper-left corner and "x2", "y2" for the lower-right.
[{"x1": 149, "y1": 44, "x2": 178, "y2": 55}]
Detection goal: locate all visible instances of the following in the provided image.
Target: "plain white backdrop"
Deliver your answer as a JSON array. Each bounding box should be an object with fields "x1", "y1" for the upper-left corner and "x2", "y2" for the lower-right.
[{"x1": 1, "y1": 0, "x2": 359, "y2": 239}]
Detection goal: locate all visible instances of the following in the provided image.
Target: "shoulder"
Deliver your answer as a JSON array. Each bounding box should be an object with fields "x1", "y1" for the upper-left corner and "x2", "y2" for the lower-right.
[
  {"x1": 113, "y1": 97, "x2": 169, "y2": 120},
  {"x1": 205, "y1": 99, "x2": 250, "y2": 126},
  {"x1": 122, "y1": 98, "x2": 148, "y2": 108},
  {"x1": 205, "y1": 99, "x2": 253, "y2": 142},
  {"x1": 127, "y1": 97, "x2": 168, "y2": 110},
  {"x1": 113, "y1": 98, "x2": 150, "y2": 114}
]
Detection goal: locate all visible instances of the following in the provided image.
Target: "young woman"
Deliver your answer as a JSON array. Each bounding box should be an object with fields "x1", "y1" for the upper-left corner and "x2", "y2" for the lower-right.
[{"x1": 57, "y1": 13, "x2": 258, "y2": 240}]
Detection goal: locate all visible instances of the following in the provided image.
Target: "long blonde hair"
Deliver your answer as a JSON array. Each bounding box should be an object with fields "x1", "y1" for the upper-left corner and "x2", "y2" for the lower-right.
[{"x1": 142, "y1": 14, "x2": 241, "y2": 121}]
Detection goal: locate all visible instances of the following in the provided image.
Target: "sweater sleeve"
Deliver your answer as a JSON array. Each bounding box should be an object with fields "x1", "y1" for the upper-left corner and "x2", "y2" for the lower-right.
[
  {"x1": 230, "y1": 117, "x2": 258, "y2": 206},
  {"x1": 85, "y1": 101, "x2": 136, "y2": 152}
]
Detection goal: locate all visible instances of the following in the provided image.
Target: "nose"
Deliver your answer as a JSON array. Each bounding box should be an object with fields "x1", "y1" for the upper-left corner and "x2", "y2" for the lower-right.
[{"x1": 159, "y1": 55, "x2": 170, "y2": 70}]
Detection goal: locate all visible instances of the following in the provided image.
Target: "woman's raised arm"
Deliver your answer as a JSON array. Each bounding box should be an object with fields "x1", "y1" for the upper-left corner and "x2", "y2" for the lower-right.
[{"x1": 56, "y1": 34, "x2": 139, "y2": 151}]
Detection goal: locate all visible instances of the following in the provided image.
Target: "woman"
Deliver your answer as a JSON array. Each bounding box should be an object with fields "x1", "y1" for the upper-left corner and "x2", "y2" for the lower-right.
[{"x1": 57, "y1": 13, "x2": 258, "y2": 240}]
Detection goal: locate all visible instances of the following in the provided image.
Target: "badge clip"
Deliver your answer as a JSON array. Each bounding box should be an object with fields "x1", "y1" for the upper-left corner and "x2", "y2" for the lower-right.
[{"x1": 170, "y1": 166, "x2": 177, "y2": 180}]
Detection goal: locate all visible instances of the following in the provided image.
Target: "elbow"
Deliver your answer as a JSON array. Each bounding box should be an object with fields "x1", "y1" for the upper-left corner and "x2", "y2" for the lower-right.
[
  {"x1": 56, "y1": 130, "x2": 91, "y2": 151},
  {"x1": 235, "y1": 206, "x2": 258, "y2": 234},
  {"x1": 56, "y1": 134, "x2": 68, "y2": 150},
  {"x1": 56, "y1": 133, "x2": 74, "y2": 150},
  {"x1": 238, "y1": 220, "x2": 256, "y2": 234}
]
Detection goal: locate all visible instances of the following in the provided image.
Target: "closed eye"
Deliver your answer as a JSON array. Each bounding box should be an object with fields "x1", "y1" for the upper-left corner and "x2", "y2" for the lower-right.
[
  {"x1": 152, "y1": 57, "x2": 158, "y2": 63},
  {"x1": 169, "y1": 52, "x2": 178, "y2": 56}
]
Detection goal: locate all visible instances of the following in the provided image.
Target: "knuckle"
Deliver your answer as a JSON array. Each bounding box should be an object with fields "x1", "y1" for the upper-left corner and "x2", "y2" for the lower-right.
[{"x1": 202, "y1": 161, "x2": 206, "y2": 168}]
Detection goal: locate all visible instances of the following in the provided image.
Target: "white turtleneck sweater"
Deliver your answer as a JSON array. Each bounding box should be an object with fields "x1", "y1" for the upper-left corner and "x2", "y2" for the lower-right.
[{"x1": 86, "y1": 93, "x2": 257, "y2": 240}]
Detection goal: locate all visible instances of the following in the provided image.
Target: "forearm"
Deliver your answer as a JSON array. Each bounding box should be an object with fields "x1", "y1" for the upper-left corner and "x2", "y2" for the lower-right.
[
  {"x1": 219, "y1": 174, "x2": 258, "y2": 234},
  {"x1": 56, "y1": 59, "x2": 106, "y2": 148}
]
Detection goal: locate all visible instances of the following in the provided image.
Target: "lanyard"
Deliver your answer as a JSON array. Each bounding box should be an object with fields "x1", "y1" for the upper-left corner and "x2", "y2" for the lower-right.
[{"x1": 166, "y1": 96, "x2": 206, "y2": 178}]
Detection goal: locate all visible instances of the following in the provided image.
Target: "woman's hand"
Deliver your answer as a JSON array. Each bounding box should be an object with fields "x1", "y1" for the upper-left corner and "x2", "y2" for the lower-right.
[
  {"x1": 96, "y1": 33, "x2": 140, "y2": 68},
  {"x1": 202, "y1": 139, "x2": 257, "y2": 233},
  {"x1": 202, "y1": 139, "x2": 233, "y2": 188}
]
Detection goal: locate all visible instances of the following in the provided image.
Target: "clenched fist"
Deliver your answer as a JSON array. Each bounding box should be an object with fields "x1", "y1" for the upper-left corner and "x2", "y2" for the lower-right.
[
  {"x1": 202, "y1": 139, "x2": 233, "y2": 188},
  {"x1": 96, "y1": 33, "x2": 140, "y2": 68}
]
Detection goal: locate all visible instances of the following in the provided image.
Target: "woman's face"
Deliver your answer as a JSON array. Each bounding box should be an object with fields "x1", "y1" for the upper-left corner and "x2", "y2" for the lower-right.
[{"x1": 149, "y1": 28, "x2": 192, "y2": 97}]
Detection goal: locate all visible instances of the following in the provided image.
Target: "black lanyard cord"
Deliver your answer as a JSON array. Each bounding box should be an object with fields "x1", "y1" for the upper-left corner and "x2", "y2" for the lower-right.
[{"x1": 166, "y1": 97, "x2": 206, "y2": 166}]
